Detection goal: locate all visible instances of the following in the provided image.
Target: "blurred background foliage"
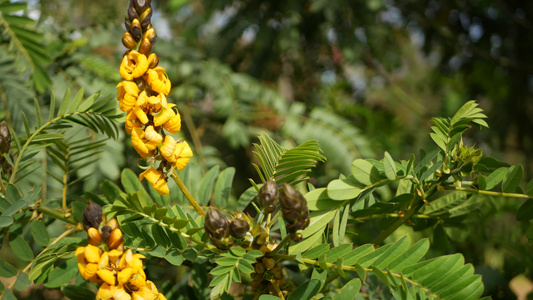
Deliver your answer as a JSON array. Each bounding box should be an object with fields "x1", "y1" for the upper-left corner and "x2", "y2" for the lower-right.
[{"x1": 1, "y1": 0, "x2": 533, "y2": 298}]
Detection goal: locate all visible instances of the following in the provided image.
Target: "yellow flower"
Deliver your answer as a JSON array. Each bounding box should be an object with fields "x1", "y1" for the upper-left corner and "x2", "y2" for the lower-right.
[
  {"x1": 146, "y1": 67, "x2": 171, "y2": 95},
  {"x1": 120, "y1": 50, "x2": 149, "y2": 80},
  {"x1": 76, "y1": 245, "x2": 102, "y2": 283},
  {"x1": 132, "y1": 280, "x2": 161, "y2": 300},
  {"x1": 116, "y1": 81, "x2": 139, "y2": 112},
  {"x1": 133, "y1": 92, "x2": 168, "y2": 124},
  {"x1": 160, "y1": 136, "x2": 193, "y2": 171},
  {"x1": 163, "y1": 112, "x2": 181, "y2": 134},
  {"x1": 97, "y1": 252, "x2": 116, "y2": 285},
  {"x1": 131, "y1": 126, "x2": 162, "y2": 159},
  {"x1": 125, "y1": 111, "x2": 142, "y2": 134},
  {"x1": 153, "y1": 104, "x2": 176, "y2": 127},
  {"x1": 139, "y1": 168, "x2": 169, "y2": 195},
  {"x1": 96, "y1": 283, "x2": 131, "y2": 300}
]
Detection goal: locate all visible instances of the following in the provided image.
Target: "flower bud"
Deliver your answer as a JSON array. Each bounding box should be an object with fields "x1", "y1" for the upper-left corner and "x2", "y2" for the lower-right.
[
  {"x1": 138, "y1": 38, "x2": 152, "y2": 55},
  {"x1": 143, "y1": 28, "x2": 156, "y2": 45},
  {"x1": 107, "y1": 228, "x2": 123, "y2": 249},
  {"x1": 83, "y1": 202, "x2": 102, "y2": 231},
  {"x1": 229, "y1": 218, "x2": 250, "y2": 238},
  {"x1": 279, "y1": 183, "x2": 310, "y2": 234},
  {"x1": 0, "y1": 121, "x2": 11, "y2": 155},
  {"x1": 139, "y1": 7, "x2": 152, "y2": 30},
  {"x1": 87, "y1": 227, "x2": 102, "y2": 246},
  {"x1": 101, "y1": 225, "x2": 112, "y2": 241},
  {"x1": 130, "y1": 19, "x2": 142, "y2": 41},
  {"x1": 258, "y1": 179, "x2": 278, "y2": 213},
  {"x1": 204, "y1": 208, "x2": 229, "y2": 240},
  {"x1": 147, "y1": 53, "x2": 159, "y2": 69},
  {"x1": 124, "y1": 18, "x2": 131, "y2": 32},
  {"x1": 127, "y1": 2, "x2": 137, "y2": 22},
  {"x1": 133, "y1": 0, "x2": 152, "y2": 13},
  {"x1": 106, "y1": 218, "x2": 120, "y2": 230},
  {"x1": 116, "y1": 243, "x2": 125, "y2": 252},
  {"x1": 122, "y1": 32, "x2": 137, "y2": 49}
]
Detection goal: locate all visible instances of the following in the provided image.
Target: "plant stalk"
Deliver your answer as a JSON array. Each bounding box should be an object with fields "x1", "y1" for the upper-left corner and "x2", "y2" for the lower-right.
[{"x1": 171, "y1": 171, "x2": 206, "y2": 217}]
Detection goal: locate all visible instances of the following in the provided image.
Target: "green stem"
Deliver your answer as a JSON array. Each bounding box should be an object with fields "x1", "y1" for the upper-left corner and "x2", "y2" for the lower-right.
[
  {"x1": 372, "y1": 199, "x2": 424, "y2": 245},
  {"x1": 37, "y1": 205, "x2": 77, "y2": 225},
  {"x1": 444, "y1": 186, "x2": 533, "y2": 199},
  {"x1": 272, "y1": 254, "x2": 438, "y2": 298},
  {"x1": 171, "y1": 171, "x2": 206, "y2": 217}
]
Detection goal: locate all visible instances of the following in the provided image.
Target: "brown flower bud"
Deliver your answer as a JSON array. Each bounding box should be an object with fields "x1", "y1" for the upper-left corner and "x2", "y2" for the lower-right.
[
  {"x1": 82, "y1": 202, "x2": 102, "y2": 231},
  {"x1": 101, "y1": 225, "x2": 112, "y2": 241},
  {"x1": 87, "y1": 227, "x2": 102, "y2": 246},
  {"x1": 204, "y1": 208, "x2": 229, "y2": 240},
  {"x1": 139, "y1": 7, "x2": 152, "y2": 30},
  {"x1": 138, "y1": 38, "x2": 152, "y2": 55},
  {"x1": 133, "y1": 0, "x2": 152, "y2": 14},
  {"x1": 107, "y1": 228, "x2": 123, "y2": 249},
  {"x1": 127, "y1": 2, "x2": 137, "y2": 22},
  {"x1": 124, "y1": 18, "x2": 131, "y2": 32},
  {"x1": 147, "y1": 53, "x2": 159, "y2": 69},
  {"x1": 0, "y1": 121, "x2": 11, "y2": 155},
  {"x1": 279, "y1": 183, "x2": 310, "y2": 234},
  {"x1": 143, "y1": 28, "x2": 156, "y2": 45},
  {"x1": 229, "y1": 218, "x2": 250, "y2": 238},
  {"x1": 130, "y1": 19, "x2": 142, "y2": 41},
  {"x1": 258, "y1": 179, "x2": 278, "y2": 213},
  {"x1": 122, "y1": 32, "x2": 137, "y2": 49},
  {"x1": 254, "y1": 262, "x2": 265, "y2": 274}
]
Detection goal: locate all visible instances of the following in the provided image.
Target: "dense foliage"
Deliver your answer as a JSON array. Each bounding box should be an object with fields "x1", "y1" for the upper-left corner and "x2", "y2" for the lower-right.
[{"x1": 0, "y1": 0, "x2": 532, "y2": 299}]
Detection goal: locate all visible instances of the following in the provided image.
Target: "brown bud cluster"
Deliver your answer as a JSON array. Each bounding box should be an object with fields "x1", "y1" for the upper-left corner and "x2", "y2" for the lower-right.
[
  {"x1": 279, "y1": 183, "x2": 310, "y2": 236},
  {"x1": 250, "y1": 257, "x2": 284, "y2": 295},
  {"x1": 204, "y1": 208, "x2": 233, "y2": 250},
  {"x1": 82, "y1": 202, "x2": 124, "y2": 250},
  {"x1": 258, "y1": 179, "x2": 278, "y2": 214},
  {"x1": 122, "y1": 0, "x2": 156, "y2": 50}
]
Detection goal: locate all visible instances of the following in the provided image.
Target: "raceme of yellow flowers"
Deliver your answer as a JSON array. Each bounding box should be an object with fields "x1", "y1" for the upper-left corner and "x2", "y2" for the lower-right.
[
  {"x1": 117, "y1": 0, "x2": 192, "y2": 195},
  {"x1": 77, "y1": 202, "x2": 167, "y2": 300}
]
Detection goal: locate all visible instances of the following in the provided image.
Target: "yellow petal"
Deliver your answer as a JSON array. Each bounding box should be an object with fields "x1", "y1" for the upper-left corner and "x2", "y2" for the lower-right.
[
  {"x1": 133, "y1": 106, "x2": 149, "y2": 124},
  {"x1": 160, "y1": 135, "x2": 177, "y2": 162},
  {"x1": 117, "y1": 268, "x2": 134, "y2": 285},
  {"x1": 131, "y1": 128, "x2": 151, "y2": 159},
  {"x1": 75, "y1": 247, "x2": 86, "y2": 263},
  {"x1": 97, "y1": 269, "x2": 116, "y2": 286},
  {"x1": 147, "y1": 67, "x2": 171, "y2": 95},
  {"x1": 153, "y1": 106, "x2": 175, "y2": 127},
  {"x1": 173, "y1": 141, "x2": 193, "y2": 171},
  {"x1": 120, "y1": 50, "x2": 149, "y2": 80},
  {"x1": 85, "y1": 244, "x2": 101, "y2": 263},
  {"x1": 144, "y1": 126, "x2": 163, "y2": 145},
  {"x1": 98, "y1": 252, "x2": 110, "y2": 269},
  {"x1": 163, "y1": 113, "x2": 181, "y2": 134},
  {"x1": 113, "y1": 287, "x2": 132, "y2": 300},
  {"x1": 108, "y1": 250, "x2": 123, "y2": 263},
  {"x1": 83, "y1": 263, "x2": 98, "y2": 280},
  {"x1": 139, "y1": 168, "x2": 169, "y2": 195},
  {"x1": 96, "y1": 283, "x2": 115, "y2": 300}
]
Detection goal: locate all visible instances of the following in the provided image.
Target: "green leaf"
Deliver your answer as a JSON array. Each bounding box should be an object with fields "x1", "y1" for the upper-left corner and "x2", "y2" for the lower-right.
[
  {"x1": 67, "y1": 88, "x2": 84, "y2": 114},
  {"x1": 259, "y1": 296, "x2": 282, "y2": 300},
  {"x1": 351, "y1": 159, "x2": 380, "y2": 186},
  {"x1": 14, "y1": 272, "x2": 31, "y2": 291},
  {"x1": 306, "y1": 188, "x2": 339, "y2": 211},
  {"x1": 44, "y1": 257, "x2": 78, "y2": 288},
  {"x1": 0, "y1": 259, "x2": 17, "y2": 277},
  {"x1": 342, "y1": 244, "x2": 374, "y2": 266},
  {"x1": 302, "y1": 244, "x2": 330, "y2": 260},
  {"x1": 301, "y1": 209, "x2": 337, "y2": 239},
  {"x1": 57, "y1": 88, "x2": 71, "y2": 117},
  {"x1": 165, "y1": 249, "x2": 184, "y2": 266},
  {"x1": 197, "y1": 165, "x2": 219, "y2": 206},
  {"x1": 61, "y1": 285, "x2": 97, "y2": 300},
  {"x1": 502, "y1": 164, "x2": 523, "y2": 193},
  {"x1": 327, "y1": 177, "x2": 362, "y2": 200},
  {"x1": 151, "y1": 224, "x2": 171, "y2": 248},
  {"x1": 517, "y1": 199, "x2": 533, "y2": 221},
  {"x1": 9, "y1": 234, "x2": 33, "y2": 261},
  {"x1": 1, "y1": 289, "x2": 16, "y2": 300},
  {"x1": 387, "y1": 238, "x2": 430, "y2": 272},
  {"x1": 383, "y1": 152, "x2": 397, "y2": 180},
  {"x1": 214, "y1": 167, "x2": 235, "y2": 208},
  {"x1": 373, "y1": 235, "x2": 410, "y2": 269},
  {"x1": 0, "y1": 2, "x2": 27, "y2": 13},
  {"x1": 0, "y1": 215, "x2": 13, "y2": 227},
  {"x1": 31, "y1": 220, "x2": 49, "y2": 246},
  {"x1": 484, "y1": 167, "x2": 507, "y2": 190},
  {"x1": 287, "y1": 279, "x2": 321, "y2": 300}
]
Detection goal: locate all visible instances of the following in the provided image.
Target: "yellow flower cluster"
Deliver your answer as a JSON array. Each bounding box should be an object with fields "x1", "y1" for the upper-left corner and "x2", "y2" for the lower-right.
[
  {"x1": 76, "y1": 246, "x2": 166, "y2": 300},
  {"x1": 117, "y1": 3, "x2": 193, "y2": 195},
  {"x1": 78, "y1": 210, "x2": 166, "y2": 300}
]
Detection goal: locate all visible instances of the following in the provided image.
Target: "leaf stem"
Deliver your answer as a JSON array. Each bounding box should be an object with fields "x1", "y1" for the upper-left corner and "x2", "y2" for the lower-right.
[
  {"x1": 268, "y1": 233, "x2": 294, "y2": 256},
  {"x1": 171, "y1": 171, "x2": 206, "y2": 217},
  {"x1": 444, "y1": 186, "x2": 533, "y2": 199},
  {"x1": 37, "y1": 205, "x2": 77, "y2": 225}
]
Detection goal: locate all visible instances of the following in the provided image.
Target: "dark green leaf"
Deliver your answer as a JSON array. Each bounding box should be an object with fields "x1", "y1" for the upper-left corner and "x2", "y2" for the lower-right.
[
  {"x1": 287, "y1": 279, "x2": 321, "y2": 300},
  {"x1": 9, "y1": 234, "x2": 33, "y2": 261},
  {"x1": 44, "y1": 257, "x2": 78, "y2": 288},
  {"x1": 31, "y1": 220, "x2": 49, "y2": 246},
  {"x1": 383, "y1": 151, "x2": 397, "y2": 180},
  {"x1": 214, "y1": 167, "x2": 235, "y2": 208},
  {"x1": 502, "y1": 164, "x2": 523, "y2": 193},
  {"x1": 197, "y1": 165, "x2": 219, "y2": 206},
  {"x1": 0, "y1": 259, "x2": 17, "y2": 277},
  {"x1": 14, "y1": 272, "x2": 31, "y2": 291},
  {"x1": 351, "y1": 159, "x2": 381, "y2": 186},
  {"x1": 484, "y1": 167, "x2": 507, "y2": 190},
  {"x1": 61, "y1": 285, "x2": 96, "y2": 300},
  {"x1": 327, "y1": 177, "x2": 361, "y2": 200}
]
